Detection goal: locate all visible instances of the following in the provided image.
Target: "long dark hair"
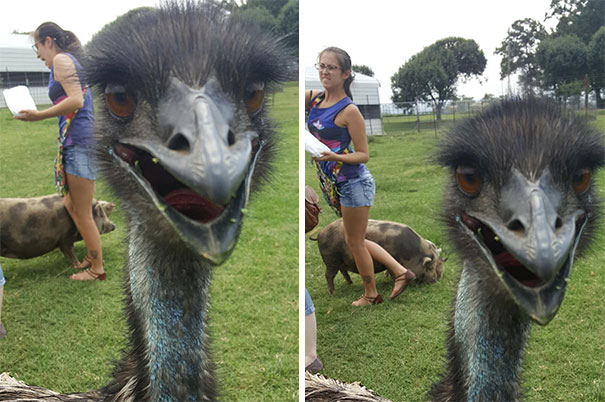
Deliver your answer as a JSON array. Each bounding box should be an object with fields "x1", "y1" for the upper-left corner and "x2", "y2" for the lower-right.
[
  {"x1": 34, "y1": 22, "x2": 83, "y2": 58},
  {"x1": 319, "y1": 46, "x2": 355, "y2": 100}
]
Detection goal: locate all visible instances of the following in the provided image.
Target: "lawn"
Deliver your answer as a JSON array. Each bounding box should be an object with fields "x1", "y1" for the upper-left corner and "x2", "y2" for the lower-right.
[
  {"x1": 305, "y1": 113, "x2": 605, "y2": 401},
  {"x1": 0, "y1": 81, "x2": 298, "y2": 401}
]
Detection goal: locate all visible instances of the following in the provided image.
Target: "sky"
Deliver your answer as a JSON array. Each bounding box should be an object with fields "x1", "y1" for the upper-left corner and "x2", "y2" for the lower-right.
[
  {"x1": 301, "y1": 0, "x2": 557, "y2": 102},
  {"x1": 1, "y1": 0, "x2": 159, "y2": 45},
  {"x1": 3, "y1": 0, "x2": 557, "y2": 103}
]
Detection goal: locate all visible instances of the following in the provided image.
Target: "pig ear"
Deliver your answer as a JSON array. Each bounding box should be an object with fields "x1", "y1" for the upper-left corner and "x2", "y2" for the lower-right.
[
  {"x1": 93, "y1": 202, "x2": 102, "y2": 215},
  {"x1": 105, "y1": 202, "x2": 115, "y2": 215},
  {"x1": 423, "y1": 256, "x2": 432, "y2": 266}
]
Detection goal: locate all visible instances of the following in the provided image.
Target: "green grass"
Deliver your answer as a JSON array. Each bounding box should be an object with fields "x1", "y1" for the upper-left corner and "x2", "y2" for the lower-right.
[
  {"x1": 305, "y1": 113, "x2": 605, "y2": 401},
  {"x1": 0, "y1": 81, "x2": 298, "y2": 401}
]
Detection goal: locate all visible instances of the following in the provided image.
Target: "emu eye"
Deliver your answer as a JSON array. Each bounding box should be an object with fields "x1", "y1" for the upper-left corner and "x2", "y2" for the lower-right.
[
  {"x1": 572, "y1": 168, "x2": 591, "y2": 194},
  {"x1": 105, "y1": 84, "x2": 135, "y2": 118},
  {"x1": 456, "y1": 166, "x2": 481, "y2": 196},
  {"x1": 244, "y1": 82, "x2": 265, "y2": 116}
]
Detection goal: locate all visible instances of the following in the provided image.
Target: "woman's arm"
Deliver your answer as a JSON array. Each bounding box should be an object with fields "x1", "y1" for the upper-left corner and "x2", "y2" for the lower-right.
[
  {"x1": 314, "y1": 104, "x2": 369, "y2": 164},
  {"x1": 15, "y1": 54, "x2": 84, "y2": 121}
]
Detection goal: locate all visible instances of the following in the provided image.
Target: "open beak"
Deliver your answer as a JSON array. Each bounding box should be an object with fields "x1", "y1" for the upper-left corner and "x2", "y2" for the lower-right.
[
  {"x1": 110, "y1": 77, "x2": 261, "y2": 265},
  {"x1": 458, "y1": 169, "x2": 586, "y2": 325}
]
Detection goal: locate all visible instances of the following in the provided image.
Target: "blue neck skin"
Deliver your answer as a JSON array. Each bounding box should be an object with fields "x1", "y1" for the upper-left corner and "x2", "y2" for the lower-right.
[
  {"x1": 454, "y1": 261, "x2": 531, "y2": 401},
  {"x1": 128, "y1": 237, "x2": 214, "y2": 401}
]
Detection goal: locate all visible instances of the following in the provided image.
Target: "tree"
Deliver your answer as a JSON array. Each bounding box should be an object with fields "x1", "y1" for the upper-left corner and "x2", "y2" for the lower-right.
[
  {"x1": 536, "y1": 34, "x2": 588, "y2": 101},
  {"x1": 587, "y1": 27, "x2": 605, "y2": 107},
  {"x1": 276, "y1": 0, "x2": 298, "y2": 53},
  {"x1": 391, "y1": 37, "x2": 486, "y2": 120},
  {"x1": 546, "y1": 0, "x2": 605, "y2": 44},
  {"x1": 352, "y1": 64, "x2": 374, "y2": 77},
  {"x1": 231, "y1": 6, "x2": 277, "y2": 32},
  {"x1": 495, "y1": 18, "x2": 547, "y2": 94}
]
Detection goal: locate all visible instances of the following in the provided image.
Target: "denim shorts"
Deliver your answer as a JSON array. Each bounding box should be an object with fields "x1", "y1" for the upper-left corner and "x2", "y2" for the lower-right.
[
  {"x1": 305, "y1": 288, "x2": 315, "y2": 316},
  {"x1": 337, "y1": 174, "x2": 375, "y2": 208},
  {"x1": 64, "y1": 144, "x2": 97, "y2": 181},
  {"x1": 0, "y1": 264, "x2": 5, "y2": 287}
]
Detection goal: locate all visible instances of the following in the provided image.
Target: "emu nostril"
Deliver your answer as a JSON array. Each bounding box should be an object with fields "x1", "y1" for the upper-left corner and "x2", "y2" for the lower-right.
[
  {"x1": 507, "y1": 219, "x2": 525, "y2": 233},
  {"x1": 555, "y1": 217, "x2": 563, "y2": 229},
  {"x1": 227, "y1": 130, "x2": 235, "y2": 146},
  {"x1": 168, "y1": 133, "x2": 190, "y2": 152}
]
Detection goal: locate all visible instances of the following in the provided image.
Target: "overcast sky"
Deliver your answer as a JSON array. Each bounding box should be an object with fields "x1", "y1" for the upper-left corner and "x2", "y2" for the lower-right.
[
  {"x1": 1, "y1": 0, "x2": 159, "y2": 45},
  {"x1": 3, "y1": 0, "x2": 558, "y2": 102},
  {"x1": 301, "y1": 0, "x2": 557, "y2": 102}
]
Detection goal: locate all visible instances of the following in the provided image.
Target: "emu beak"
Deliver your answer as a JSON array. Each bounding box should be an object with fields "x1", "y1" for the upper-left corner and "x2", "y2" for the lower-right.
[
  {"x1": 460, "y1": 169, "x2": 586, "y2": 325},
  {"x1": 111, "y1": 77, "x2": 261, "y2": 265}
]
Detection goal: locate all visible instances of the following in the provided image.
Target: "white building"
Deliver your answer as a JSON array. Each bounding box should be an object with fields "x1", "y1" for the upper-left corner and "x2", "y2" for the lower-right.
[
  {"x1": 305, "y1": 66, "x2": 383, "y2": 135},
  {"x1": 0, "y1": 33, "x2": 51, "y2": 108}
]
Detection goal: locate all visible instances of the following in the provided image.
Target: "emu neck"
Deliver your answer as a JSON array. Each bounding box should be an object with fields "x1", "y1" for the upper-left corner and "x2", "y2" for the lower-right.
[
  {"x1": 128, "y1": 234, "x2": 215, "y2": 401},
  {"x1": 452, "y1": 262, "x2": 531, "y2": 401}
]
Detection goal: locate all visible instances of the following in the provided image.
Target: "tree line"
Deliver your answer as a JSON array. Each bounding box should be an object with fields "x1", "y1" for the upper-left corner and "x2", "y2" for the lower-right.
[{"x1": 387, "y1": 0, "x2": 603, "y2": 118}]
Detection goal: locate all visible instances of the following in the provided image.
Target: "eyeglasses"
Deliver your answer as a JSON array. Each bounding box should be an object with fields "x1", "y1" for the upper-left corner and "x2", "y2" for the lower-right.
[
  {"x1": 32, "y1": 42, "x2": 41, "y2": 53},
  {"x1": 315, "y1": 63, "x2": 341, "y2": 72}
]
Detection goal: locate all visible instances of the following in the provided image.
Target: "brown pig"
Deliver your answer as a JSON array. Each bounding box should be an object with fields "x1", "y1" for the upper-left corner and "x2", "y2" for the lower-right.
[
  {"x1": 0, "y1": 194, "x2": 115, "y2": 267},
  {"x1": 317, "y1": 219, "x2": 445, "y2": 294}
]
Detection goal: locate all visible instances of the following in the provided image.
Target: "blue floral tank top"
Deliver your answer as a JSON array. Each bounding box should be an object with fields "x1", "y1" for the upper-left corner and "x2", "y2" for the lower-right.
[
  {"x1": 307, "y1": 96, "x2": 369, "y2": 182},
  {"x1": 48, "y1": 52, "x2": 95, "y2": 146}
]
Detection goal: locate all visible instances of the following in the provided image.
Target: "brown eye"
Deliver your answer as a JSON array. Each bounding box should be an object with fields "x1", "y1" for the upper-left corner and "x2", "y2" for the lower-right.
[
  {"x1": 456, "y1": 166, "x2": 481, "y2": 196},
  {"x1": 105, "y1": 84, "x2": 135, "y2": 118},
  {"x1": 572, "y1": 168, "x2": 591, "y2": 194},
  {"x1": 244, "y1": 82, "x2": 264, "y2": 116}
]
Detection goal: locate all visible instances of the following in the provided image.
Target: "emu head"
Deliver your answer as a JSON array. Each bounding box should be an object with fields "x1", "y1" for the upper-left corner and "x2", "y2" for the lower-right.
[
  {"x1": 438, "y1": 98, "x2": 603, "y2": 325},
  {"x1": 84, "y1": 3, "x2": 289, "y2": 264}
]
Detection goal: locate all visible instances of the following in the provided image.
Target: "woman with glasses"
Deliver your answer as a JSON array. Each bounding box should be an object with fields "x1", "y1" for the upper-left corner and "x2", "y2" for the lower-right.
[
  {"x1": 16, "y1": 23, "x2": 105, "y2": 281},
  {"x1": 306, "y1": 47, "x2": 415, "y2": 306}
]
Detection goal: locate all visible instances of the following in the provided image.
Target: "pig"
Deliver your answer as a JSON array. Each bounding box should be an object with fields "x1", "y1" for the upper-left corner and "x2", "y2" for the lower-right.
[
  {"x1": 0, "y1": 194, "x2": 116, "y2": 267},
  {"x1": 316, "y1": 219, "x2": 446, "y2": 294}
]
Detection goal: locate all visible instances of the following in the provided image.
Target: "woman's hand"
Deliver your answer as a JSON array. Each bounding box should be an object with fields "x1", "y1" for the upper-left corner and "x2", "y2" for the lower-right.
[
  {"x1": 15, "y1": 110, "x2": 44, "y2": 121},
  {"x1": 313, "y1": 151, "x2": 340, "y2": 162}
]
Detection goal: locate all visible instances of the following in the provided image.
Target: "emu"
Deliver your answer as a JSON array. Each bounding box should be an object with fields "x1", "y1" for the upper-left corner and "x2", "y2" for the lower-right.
[
  {"x1": 305, "y1": 98, "x2": 604, "y2": 402},
  {"x1": 0, "y1": 3, "x2": 289, "y2": 401}
]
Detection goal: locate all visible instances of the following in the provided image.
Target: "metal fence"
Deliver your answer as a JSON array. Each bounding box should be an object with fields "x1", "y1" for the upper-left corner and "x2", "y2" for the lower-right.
[{"x1": 381, "y1": 99, "x2": 601, "y2": 136}]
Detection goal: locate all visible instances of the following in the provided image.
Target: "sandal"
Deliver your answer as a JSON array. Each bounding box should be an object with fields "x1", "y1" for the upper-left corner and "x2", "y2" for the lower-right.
[
  {"x1": 75, "y1": 255, "x2": 93, "y2": 270},
  {"x1": 70, "y1": 268, "x2": 106, "y2": 281},
  {"x1": 352, "y1": 294, "x2": 384, "y2": 306},
  {"x1": 390, "y1": 270, "x2": 416, "y2": 300}
]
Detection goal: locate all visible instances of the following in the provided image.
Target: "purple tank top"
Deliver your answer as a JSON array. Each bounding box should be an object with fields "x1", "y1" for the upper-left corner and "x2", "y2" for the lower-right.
[
  {"x1": 48, "y1": 53, "x2": 95, "y2": 146},
  {"x1": 307, "y1": 96, "x2": 369, "y2": 182}
]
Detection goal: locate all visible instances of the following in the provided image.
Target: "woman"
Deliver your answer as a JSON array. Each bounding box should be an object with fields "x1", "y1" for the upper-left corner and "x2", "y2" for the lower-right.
[
  {"x1": 306, "y1": 47, "x2": 415, "y2": 306},
  {"x1": 16, "y1": 22, "x2": 105, "y2": 281}
]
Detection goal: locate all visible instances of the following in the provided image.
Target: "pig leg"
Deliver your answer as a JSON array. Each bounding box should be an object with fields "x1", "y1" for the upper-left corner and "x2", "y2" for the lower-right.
[
  {"x1": 340, "y1": 269, "x2": 353, "y2": 284},
  {"x1": 59, "y1": 242, "x2": 80, "y2": 268},
  {"x1": 325, "y1": 269, "x2": 338, "y2": 294}
]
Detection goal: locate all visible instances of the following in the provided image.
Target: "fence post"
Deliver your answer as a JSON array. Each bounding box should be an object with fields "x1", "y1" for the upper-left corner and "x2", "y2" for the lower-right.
[{"x1": 415, "y1": 102, "x2": 420, "y2": 133}]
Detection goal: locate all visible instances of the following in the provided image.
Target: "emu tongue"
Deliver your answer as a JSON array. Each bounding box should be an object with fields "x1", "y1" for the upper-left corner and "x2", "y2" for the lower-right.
[
  {"x1": 164, "y1": 188, "x2": 225, "y2": 223},
  {"x1": 494, "y1": 251, "x2": 543, "y2": 288}
]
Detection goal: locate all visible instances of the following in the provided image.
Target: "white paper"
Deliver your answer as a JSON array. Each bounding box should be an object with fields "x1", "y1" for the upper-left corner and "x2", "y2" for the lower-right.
[
  {"x1": 2, "y1": 86, "x2": 37, "y2": 116},
  {"x1": 305, "y1": 131, "x2": 330, "y2": 158}
]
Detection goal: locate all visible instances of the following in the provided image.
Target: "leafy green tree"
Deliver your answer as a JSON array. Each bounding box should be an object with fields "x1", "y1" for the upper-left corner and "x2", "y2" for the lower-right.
[
  {"x1": 352, "y1": 65, "x2": 375, "y2": 77},
  {"x1": 546, "y1": 0, "x2": 605, "y2": 44},
  {"x1": 391, "y1": 37, "x2": 486, "y2": 120},
  {"x1": 495, "y1": 18, "x2": 547, "y2": 94},
  {"x1": 587, "y1": 27, "x2": 605, "y2": 107},
  {"x1": 231, "y1": 6, "x2": 277, "y2": 32},
  {"x1": 276, "y1": 0, "x2": 298, "y2": 52},
  {"x1": 536, "y1": 34, "x2": 587, "y2": 100},
  {"x1": 246, "y1": 0, "x2": 290, "y2": 17}
]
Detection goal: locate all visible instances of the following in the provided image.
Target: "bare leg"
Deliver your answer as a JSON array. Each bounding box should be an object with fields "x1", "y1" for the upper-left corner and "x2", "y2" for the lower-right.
[
  {"x1": 64, "y1": 174, "x2": 104, "y2": 280},
  {"x1": 364, "y1": 240, "x2": 413, "y2": 299},
  {"x1": 305, "y1": 311, "x2": 318, "y2": 367},
  {"x1": 0, "y1": 286, "x2": 5, "y2": 338},
  {"x1": 340, "y1": 206, "x2": 380, "y2": 305}
]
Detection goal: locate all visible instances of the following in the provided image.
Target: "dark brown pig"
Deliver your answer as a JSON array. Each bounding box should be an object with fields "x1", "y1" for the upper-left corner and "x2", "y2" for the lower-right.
[
  {"x1": 0, "y1": 194, "x2": 115, "y2": 267},
  {"x1": 317, "y1": 219, "x2": 445, "y2": 294}
]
